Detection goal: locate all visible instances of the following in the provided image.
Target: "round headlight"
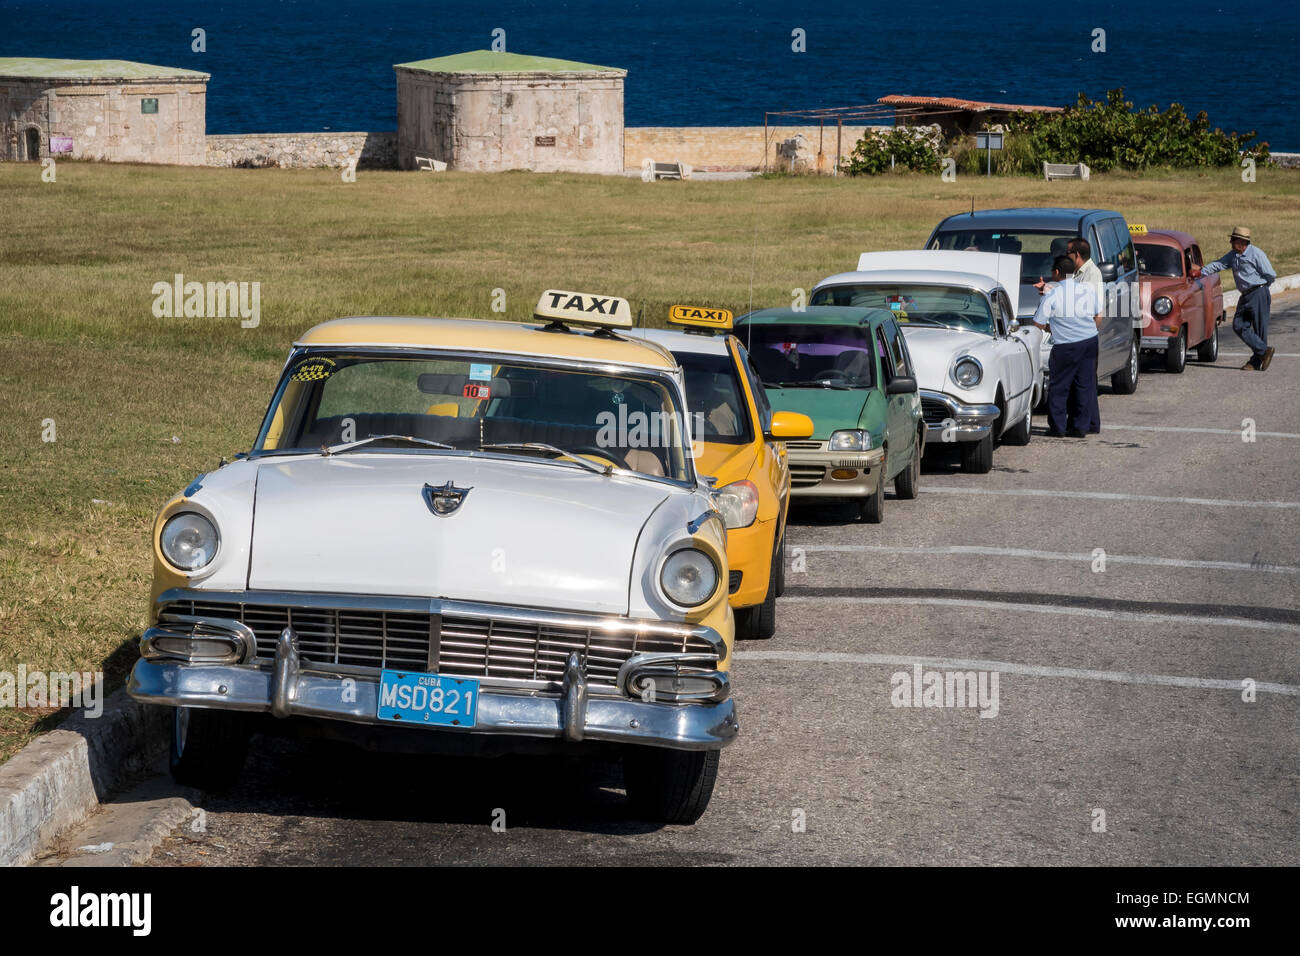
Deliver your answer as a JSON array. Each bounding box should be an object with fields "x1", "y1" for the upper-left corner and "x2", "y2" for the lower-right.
[
  {"x1": 660, "y1": 549, "x2": 719, "y2": 608},
  {"x1": 1153, "y1": 296, "x2": 1173, "y2": 316},
  {"x1": 953, "y1": 357, "x2": 982, "y2": 388},
  {"x1": 715, "y1": 480, "x2": 760, "y2": 529},
  {"x1": 160, "y1": 512, "x2": 219, "y2": 571}
]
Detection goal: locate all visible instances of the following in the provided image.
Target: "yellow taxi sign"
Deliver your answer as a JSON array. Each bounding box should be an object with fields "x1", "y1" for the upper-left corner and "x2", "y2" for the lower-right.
[
  {"x1": 668, "y1": 305, "x2": 734, "y2": 330},
  {"x1": 534, "y1": 289, "x2": 633, "y2": 329},
  {"x1": 1128, "y1": 223, "x2": 1148, "y2": 234}
]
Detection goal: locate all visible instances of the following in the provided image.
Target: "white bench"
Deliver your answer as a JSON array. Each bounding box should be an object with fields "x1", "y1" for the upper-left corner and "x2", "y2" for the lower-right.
[
  {"x1": 644, "y1": 159, "x2": 693, "y2": 181},
  {"x1": 1043, "y1": 162, "x2": 1090, "y2": 181}
]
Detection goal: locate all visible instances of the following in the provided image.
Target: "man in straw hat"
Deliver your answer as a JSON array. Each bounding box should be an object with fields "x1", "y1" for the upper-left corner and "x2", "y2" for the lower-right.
[{"x1": 1192, "y1": 227, "x2": 1276, "y2": 371}]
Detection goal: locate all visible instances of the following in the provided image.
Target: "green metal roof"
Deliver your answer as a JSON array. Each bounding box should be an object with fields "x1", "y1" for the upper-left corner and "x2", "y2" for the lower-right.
[
  {"x1": 736, "y1": 306, "x2": 894, "y2": 327},
  {"x1": 0, "y1": 57, "x2": 209, "y2": 80},
  {"x1": 394, "y1": 50, "x2": 624, "y2": 75}
]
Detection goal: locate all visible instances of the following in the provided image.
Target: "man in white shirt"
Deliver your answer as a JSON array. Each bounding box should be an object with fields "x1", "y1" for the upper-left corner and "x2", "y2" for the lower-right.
[{"x1": 1031, "y1": 256, "x2": 1102, "y2": 438}]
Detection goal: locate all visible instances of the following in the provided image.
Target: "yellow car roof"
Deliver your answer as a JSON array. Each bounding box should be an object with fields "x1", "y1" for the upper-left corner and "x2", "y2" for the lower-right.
[{"x1": 295, "y1": 316, "x2": 677, "y2": 370}]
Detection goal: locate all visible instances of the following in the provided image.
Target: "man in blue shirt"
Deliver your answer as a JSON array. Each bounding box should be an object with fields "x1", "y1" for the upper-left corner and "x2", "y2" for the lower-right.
[
  {"x1": 1031, "y1": 256, "x2": 1102, "y2": 438},
  {"x1": 1193, "y1": 226, "x2": 1276, "y2": 371}
]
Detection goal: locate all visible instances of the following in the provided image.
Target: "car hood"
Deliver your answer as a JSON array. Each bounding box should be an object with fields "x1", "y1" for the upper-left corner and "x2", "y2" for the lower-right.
[
  {"x1": 760, "y1": 388, "x2": 869, "y2": 440},
  {"x1": 899, "y1": 325, "x2": 990, "y2": 393},
  {"x1": 246, "y1": 454, "x2": 670, "y2": 615}
]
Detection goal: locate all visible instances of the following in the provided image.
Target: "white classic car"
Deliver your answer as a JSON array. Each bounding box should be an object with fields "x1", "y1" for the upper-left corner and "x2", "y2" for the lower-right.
[
  {"x1": 127, "y1": 291, "x2": 737, "y2": 824},
  {"x1": 811, "y1": 251, "x2": 1043, "y2": 473}
]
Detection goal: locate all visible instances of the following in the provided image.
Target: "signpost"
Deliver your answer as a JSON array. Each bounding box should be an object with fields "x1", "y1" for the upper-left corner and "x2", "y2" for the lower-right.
[{"x1": 975, "y1": 129, "x2": 1003, "y2": 176}]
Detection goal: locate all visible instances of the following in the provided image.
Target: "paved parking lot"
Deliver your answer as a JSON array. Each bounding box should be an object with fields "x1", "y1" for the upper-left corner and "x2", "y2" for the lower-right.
[{"x1": 70, "y1": 294, "x2": 1300, "y2": 866}]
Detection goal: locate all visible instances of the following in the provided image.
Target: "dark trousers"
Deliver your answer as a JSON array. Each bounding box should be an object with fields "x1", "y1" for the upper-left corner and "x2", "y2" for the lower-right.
[
  {"x1": 1234, "y1": 285, "x2": 1271, "y2": 366},
  {"x1": 1047, "y1": 335, "x2": 1100, "y2": 435}
]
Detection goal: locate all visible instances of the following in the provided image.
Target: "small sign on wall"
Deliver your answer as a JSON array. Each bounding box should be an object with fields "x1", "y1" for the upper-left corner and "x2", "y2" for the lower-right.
[
  {"x1": 141, "y1": 98, "x2": 159, "y2": 114},
  {"x1": 534, "y1": 136, "x2": 556, "y2": 147},
  {"x1": 50, "y1": 136, "x2": 73, "y2": 154}
]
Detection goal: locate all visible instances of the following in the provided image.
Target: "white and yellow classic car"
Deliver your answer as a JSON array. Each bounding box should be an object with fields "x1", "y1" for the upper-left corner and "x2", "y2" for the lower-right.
[{"x1": 127, "y1": 291, "x2": 737, "y2": 823}]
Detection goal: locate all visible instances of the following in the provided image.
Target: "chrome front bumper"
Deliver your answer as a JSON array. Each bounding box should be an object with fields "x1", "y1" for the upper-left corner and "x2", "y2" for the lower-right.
[
  {"x1": 128, "y1": 653, "x2": 738, "y2": 752},
  {"x1": 1140, "y1": 335, "x2": 1172, "y2": 350},
  {"x1": 920, "y1": 390, "x2": 1000, "y2": 442}
]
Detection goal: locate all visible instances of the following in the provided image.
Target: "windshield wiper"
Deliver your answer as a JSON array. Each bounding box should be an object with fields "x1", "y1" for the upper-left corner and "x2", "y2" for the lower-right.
[
  {"x1": 479, "y1": 442, "x2": 612, "y2": 475},
  {"x1": 323, "y1": 434, "x2": 455, "y2": 455},
  {"x1": 772, "y1": 380, "x2": 856, "y2": 390}
]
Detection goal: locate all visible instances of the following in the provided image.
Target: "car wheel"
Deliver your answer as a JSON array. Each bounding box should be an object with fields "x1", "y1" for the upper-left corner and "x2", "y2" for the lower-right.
[
  {"x1": 1165, "y1": 328, "x2": 1187, "y2": 374},
  {"x1": 894, "y1": 444, "x2": 920, "y2": 499},
  {"x1": 736, "y1": 540, "x2": 780, "y2": 640},
  {"x1": 859, "y1": 473, "x2": 884, "y2": 523},
  {"x1": 959, "y1": 434, "x2": 993, "y2": 473},
  {"x1": 1002, "y1": 402, "x2": 1032, "y2": 446},
  {"x1": 623, "y1": 746, "x2": 720, "y2": 824},
  {"x1": 1196, "y1": 322, "x2": 1219, "y2": 362},
  {"x1": 169, "y1": 705, "x2": 250, "y2": 791},
  {"x1": 1111, "y1": 336, "x2": 1140, "y2": 394}
]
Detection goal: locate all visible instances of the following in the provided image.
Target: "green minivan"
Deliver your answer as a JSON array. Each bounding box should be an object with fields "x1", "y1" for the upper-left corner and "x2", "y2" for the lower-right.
[{"x1": 734, "y1": 306, "x2": 924, "y2": 523}]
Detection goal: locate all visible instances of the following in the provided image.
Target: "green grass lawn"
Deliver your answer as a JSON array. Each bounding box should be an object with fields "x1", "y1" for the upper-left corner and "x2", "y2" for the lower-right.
[{"x1": 2, "y1": 160, "x2": 1298, "y2": 762}]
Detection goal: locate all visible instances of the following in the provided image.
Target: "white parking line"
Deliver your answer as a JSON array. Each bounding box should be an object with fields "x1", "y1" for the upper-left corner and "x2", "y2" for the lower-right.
[
  {"x1": 1101, "y1": 424, "x2": 1300, "y2": 439},
  {"x1": 792, "y1": 544, "x2": 1299, "y2": 574},
  {"x1": 920, "y1": 486, "x2": 1300, "y2": 509},
  {"x1": 735, "y1": 650, "x2": 1300, "y2": 696},
  {"x1": 778, "y1": 595, "x2": 1300, "y2": 635},
  {"x1": 1219, "y1": 351, "x2": 1300, "y2": 358}
]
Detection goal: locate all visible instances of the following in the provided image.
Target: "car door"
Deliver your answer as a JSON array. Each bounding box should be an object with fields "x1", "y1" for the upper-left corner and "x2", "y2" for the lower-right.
[
  {"x1": 1179, "y1": 243, "x2": 1205, "y2": 344},
  {"x1": 1189, "y1": 243, "x2": 1216, "y2": 343},
  {"x1": 1091, "y1": 219, "x2": 1127, "y2": 369},
  {"x1": 876, "y1": 321, "x2": 914, "y2": 476},
  {"x1": 993, "y1": 288, "x2": 1036, "y2": 417}
]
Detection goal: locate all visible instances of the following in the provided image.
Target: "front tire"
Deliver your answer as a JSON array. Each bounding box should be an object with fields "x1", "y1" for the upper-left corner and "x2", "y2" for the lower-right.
[
  {"x1": 624, "y1": 747, "x2": 720, "y2": 824},
  {"x1": 1111, "y1": 335, "x2": 1140, "y2": 394},
  {"x1": 169, "y1": 706, "x2": 250, "y2": 791},
  {"x1": 894, "y1": 443, "x2": 921, "y2": 499},
  {"x1": 959, "y1": 433, "x2": 993, "y2": 473},
  {"x1": 1165, "y1": 327, "x2": 1187, "y2": 374},
  {"x1": 1196, "y1": 322, "x2": 1220, "y2": 362},
  {"x1": 859, "y1": 473, "x2": 884, "y2": 523}
]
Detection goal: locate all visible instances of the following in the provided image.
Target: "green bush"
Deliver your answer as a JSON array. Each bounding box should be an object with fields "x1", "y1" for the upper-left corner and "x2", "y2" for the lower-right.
[
  {"x1": 1007, "y1": 89, "x2": 1270, "y2": 172},
  {"x1": 840, "y1": 127, "x2": 942, "y2": 176}
]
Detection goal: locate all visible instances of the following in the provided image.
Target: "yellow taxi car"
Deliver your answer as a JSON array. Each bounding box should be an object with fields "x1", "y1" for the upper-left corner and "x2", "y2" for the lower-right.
[{"x1": 627, "y1": 306, "x2": 813, "y2": 639}]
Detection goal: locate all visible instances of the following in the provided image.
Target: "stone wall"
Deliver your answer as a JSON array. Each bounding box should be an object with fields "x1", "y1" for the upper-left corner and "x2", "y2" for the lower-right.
[
  {"x1": 624, "y1": 126, "x2": 886, "y2": 172},
  {"x1": 205, "y1": 131, "x2": 396, "y2": 168},
  {"x1": 0, "y1": 77, "x2": 207, "y2": 164},
  {"x1": 396, "y1": 68, "x2": 625, "y2": 173}
]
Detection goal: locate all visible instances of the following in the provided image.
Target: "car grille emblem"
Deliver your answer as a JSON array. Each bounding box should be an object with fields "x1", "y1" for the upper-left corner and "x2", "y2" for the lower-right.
[{"x1": 422, "y1": 481, "x2": 472, "y2": 516}]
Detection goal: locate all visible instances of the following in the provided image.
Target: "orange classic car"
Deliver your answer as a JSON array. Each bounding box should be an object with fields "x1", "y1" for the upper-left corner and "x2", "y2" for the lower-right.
[{"x1": 1133, "y1": 226, "x2": 1225, "y2": 372}]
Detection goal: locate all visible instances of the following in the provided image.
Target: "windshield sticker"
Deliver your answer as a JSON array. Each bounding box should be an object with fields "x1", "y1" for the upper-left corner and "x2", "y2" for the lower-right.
[
  {"x1": 469, "y1": 363, "x2": 492, "y2": 382},
  {"x1": 290, "y1": 357, "x2": 337, "y2": 382},
  {"x1": 462, "y1": 382, "x2": 491, "y2": 400}
]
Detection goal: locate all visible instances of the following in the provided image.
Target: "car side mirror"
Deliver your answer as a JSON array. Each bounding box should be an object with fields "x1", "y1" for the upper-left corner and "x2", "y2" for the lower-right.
[
  {"x1": 885, "y1": 376, "x2": 918, "y2": 395},
  {"x1": 1099, "y1": 262, "x2": 1118, "y2": 282},
  {"x1": 767, "y1": 410, "x2": 814, "y2": 440}
]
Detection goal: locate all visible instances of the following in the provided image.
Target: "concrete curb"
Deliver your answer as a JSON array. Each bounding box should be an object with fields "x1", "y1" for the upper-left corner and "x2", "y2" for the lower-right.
[
  {"x1": 1221, "y1": 274, "x2": 1300, "y2": 308},
  {"x1": 0, "y1": 689, "x2": 170, "y2": 867}
]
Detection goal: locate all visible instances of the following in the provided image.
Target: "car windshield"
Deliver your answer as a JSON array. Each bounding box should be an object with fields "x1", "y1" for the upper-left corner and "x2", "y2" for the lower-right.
[
  {"x1": 810, "y1": 284, "x2": 995, "y2": 335},
  {"x1": 1135, "y1": 243, "x2": 1184, "y2": 278},
  {"x1": 929, "y1": 229, "x2": 1073, "y2": 285},
  {"x1": 741, "y1": 324, "x2": 876, "y2": 388},
  {"x1": 254, "y1": 352, "x2": 691, "y2": 481},
  {"x1": 672, "y1": 350, "x2": 752, "y2": 445}
]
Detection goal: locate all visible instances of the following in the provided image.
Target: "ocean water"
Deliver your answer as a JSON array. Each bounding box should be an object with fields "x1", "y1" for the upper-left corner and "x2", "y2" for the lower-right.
[{"x1": 5, "y1": 0, "x2": 1298, "y2": 149}]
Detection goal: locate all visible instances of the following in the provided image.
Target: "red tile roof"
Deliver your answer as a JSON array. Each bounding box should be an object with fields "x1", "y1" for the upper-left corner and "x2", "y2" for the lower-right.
[{"x1": 878, "y1": 95, "x2": 1063, "y2": 113}]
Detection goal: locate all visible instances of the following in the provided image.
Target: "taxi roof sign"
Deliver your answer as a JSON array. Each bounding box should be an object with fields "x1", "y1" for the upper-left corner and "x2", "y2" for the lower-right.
[
  {"x1": 1127, "y1": 223, "x2": 1148, "y2": 234},
  {"x1": 534, "y1": 289, "x2": 633, "y2": 329},
  {"x1": 668, "y1": 305, "x2": 734, "y2": 331}
]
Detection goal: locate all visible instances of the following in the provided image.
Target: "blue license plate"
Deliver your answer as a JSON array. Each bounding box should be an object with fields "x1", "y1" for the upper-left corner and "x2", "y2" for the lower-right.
[{"x1": 378, "y1": 669, "x2": 479, "y2": 728}]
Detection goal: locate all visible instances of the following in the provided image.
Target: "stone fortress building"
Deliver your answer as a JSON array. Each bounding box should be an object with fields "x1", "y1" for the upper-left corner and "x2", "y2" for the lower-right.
[
  {"x1": 0, "y1": 58, "x2": 209, "y2": 164},
  {"x1": 394, "y1": 50, "x2": 626, "y2": 173}
]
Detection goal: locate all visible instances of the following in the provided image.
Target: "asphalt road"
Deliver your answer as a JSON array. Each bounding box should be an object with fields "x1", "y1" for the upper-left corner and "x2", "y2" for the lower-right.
[{"x1": 133, "y1": 292, "x2": 1299, "y2": 865}]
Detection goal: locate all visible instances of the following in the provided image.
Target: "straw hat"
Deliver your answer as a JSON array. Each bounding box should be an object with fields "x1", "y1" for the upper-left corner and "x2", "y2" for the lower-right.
[{"x1": 1230, "y1": 226, "x2": 1252, "y2": 242}]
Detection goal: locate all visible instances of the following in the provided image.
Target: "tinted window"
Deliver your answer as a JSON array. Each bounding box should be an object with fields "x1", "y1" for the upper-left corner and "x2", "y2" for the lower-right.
[
  {"x1": 735, "y1": 343, "x2": 774, "y2": 434},
  {"x1": 883, "y1": 320, "x2": 909, "y2": 375},
  {"x1": 1135, "y1": 243, "x2": 1183, "y2": 277},
  {"x1": 745, "y1": 323, "x2": 877, "y2": 389},
  {"x1": 672, "y1": 349, "x2": 753, "y2": 445},
  {"x1": 876, "y1": 328, "x2": 896, "y2": 381},
  {"x1": 930, "y1": 229, "x2": 1073, "y2": 284}
]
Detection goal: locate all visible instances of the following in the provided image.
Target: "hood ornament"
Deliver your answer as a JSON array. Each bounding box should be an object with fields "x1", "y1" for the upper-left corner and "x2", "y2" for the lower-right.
[{"x1": 422, "y1": 481, "x2": 473, "y2": 517}]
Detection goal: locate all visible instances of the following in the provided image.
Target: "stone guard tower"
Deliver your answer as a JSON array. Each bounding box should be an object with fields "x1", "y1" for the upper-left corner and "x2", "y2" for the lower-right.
[
  {"x1": 0, "y1": 58, "x2": 208, "y2": 164},
  {"x1": 395, "y1": 50, "x2": 625, "y2": 173}
]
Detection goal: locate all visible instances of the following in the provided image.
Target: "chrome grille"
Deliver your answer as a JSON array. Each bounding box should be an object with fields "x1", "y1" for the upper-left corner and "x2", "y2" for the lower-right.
[
  {"x1": 920, "y1": 398, "x2": 952, "y2": 426},
  {"x1": 164, "y1": 599, "x2": 714, "y2": 688}
]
